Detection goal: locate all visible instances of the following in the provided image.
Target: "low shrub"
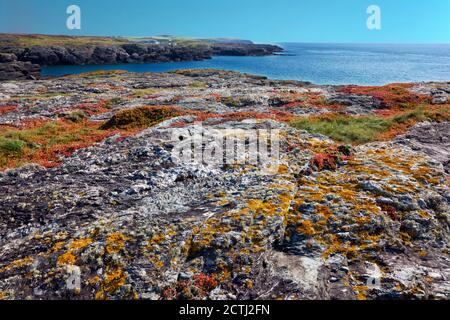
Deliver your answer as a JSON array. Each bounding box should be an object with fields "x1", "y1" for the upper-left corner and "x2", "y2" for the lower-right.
[{"x1": 101, "y1": 106, "x2": 180, "y2": 130}]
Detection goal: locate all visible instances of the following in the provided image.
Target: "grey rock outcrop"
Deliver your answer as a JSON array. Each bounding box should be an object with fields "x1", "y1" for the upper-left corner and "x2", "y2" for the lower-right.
[
  {"x1": 393, "y1": 122, "x2": 450, "y2": 173},
  {"x1": 0, "y1": 39, "x2": 282, "y2": 81},
  {"x1": 0, "y1": 61, "x2": 41, "y2": 81}
]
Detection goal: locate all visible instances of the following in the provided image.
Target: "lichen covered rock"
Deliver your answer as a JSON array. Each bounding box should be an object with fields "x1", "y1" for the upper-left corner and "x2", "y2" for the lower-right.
[{"x1": 0, "y1": 71, "x2": 449, "y2": 300}]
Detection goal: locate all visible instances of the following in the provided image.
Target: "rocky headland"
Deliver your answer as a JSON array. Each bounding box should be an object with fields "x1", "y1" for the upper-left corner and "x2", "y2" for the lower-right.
[
  {"x1": 0, "y1": 34, "x2": 283, "y2": 81},
  {"x1": 0, "y1": 69, "x2": 449, "y2": 300}
]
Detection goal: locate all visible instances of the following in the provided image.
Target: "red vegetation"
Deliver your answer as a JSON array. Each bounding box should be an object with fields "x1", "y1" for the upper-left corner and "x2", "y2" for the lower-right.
[
  {"x1": 310, "y1": 153, "x2": 339, "y2": 171},
  {"x1": 193, "y1": 274, "x2": 219, "y2": 292},
  {"x1": 309, "y1": 145, "x2": 353, "y2": 172},
  {"x1": 379, "y1": 203, "x2": 398, "y2": 220},
  {"x1": 339, "y1": 84, "x2": 431, "y2": 109},
  {"x1": 161, "y1": 273, "x2": 219, "y2": 300},
  {"x1": 210, "y1": 93, "x2": 221, "y2": 102},
  {"x1": 73, "y1": 100, "x2": 113, "y2": 116},
  {"x1": 0, "y1": 105, "x2": 18, "y2": 114},
  {"x1": 373, "y1": 109, "x2": 402, "y2": 117}
]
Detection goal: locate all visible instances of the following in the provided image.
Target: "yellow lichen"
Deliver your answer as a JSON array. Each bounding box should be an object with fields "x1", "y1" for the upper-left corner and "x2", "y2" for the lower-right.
[
  {"x1": 69, "y1": 238, "x2": 93, "y2": 250},
  {"x1": 296, "y1": 220, "x2": 316, "y2": 236},
  {"x1": 88, "y1": 275, "x2": 101, "y2": 285},
  {"x1": 105, "y1": 232, "x2": 129, "y2": 254},
  {"x1": 0, "y1": 256, "x2": 34, "y2": 273},
  {"x1": 51, "y1": 241, "x2": 65, "y2": 253},
  {"x1": 354, "y1": 286, "x2": 368, "y2": 300},
  {"x1": 277, "y1": 164, "x2": 289, "y2": 174},
  {"x1": 95, "y1": 268, "x2": 127, "y2": 300},
  {"x1": 57, "y1": 251, "x2": 76, "y2": 266}
]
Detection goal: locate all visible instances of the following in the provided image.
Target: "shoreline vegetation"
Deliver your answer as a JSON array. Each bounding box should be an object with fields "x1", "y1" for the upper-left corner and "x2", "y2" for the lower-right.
[{"x1": 1, "y1": 69, "x2": 449, "y2": 172}]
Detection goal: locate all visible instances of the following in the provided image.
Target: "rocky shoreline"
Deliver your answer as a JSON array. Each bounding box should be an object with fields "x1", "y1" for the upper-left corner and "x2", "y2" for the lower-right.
[
  {"x1": 0, "y1": 34, "x2": 282, "y2": 81},
  {"x1": 0, "y1": 69, "x2": 449, "y2": 300}
]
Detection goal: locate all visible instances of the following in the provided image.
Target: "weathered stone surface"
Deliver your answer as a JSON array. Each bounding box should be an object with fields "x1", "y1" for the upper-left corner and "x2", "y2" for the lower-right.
[
  {"x1": 0, "y1": 70, "x2": 448, "y2": 300},
  {"x1": 0, "y1": 53, "x2": 17, "y2": 63},
  {"x1": 393, "y1": 122, "x2": 450, "y2": 173},
  {"x1": 0, "y1": 61, "x2": 41, "y2": 81},
  {"x1": 0, "y1": 38, "x2": 282, "y2": 81}
]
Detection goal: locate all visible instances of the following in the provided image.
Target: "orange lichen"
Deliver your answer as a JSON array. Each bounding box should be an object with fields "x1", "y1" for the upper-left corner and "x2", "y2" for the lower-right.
[
  {"x1": 57, "y1": 251, "x2": 76, "y2": 266},
  {"x1": 278, "y1": 164, "x2": 289, "y2": 174},
  {"x1": 296, "y1": 220, "x2": 316, "y2": 236},
  {"x1": 95, "y1": 268, "x2": 127, "y2": 300},
  {"x1": 353, "y1": 285, "x2": 369, "y2": 300},
  {"x1": 69, "y1": 238, "x2": 93, "y2": 250},
  {"x1": 0, "y1": 256, "x2": 34, "y2": 273},
  {"x1": 51, "y1": 241, "x2": 65, "y2": 253},
  {"x1": 105, "y1": 232, "x2": 129, "y2": 254}
]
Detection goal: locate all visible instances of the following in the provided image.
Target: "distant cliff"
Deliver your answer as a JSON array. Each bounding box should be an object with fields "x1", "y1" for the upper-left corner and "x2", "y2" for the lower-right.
[{"x1": 0, "y1": 34, "x2": 283, "y2": 80}]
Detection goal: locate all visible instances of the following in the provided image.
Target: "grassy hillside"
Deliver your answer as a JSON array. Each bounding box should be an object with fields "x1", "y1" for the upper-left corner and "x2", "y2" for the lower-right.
[{"x1": 0, "y1": 33, "x2": 225, "y2": 48}]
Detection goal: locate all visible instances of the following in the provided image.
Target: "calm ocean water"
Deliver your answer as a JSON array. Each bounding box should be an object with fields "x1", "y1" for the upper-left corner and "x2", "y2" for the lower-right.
[{"x1": 42, "y1": 43, "x2": 450, "y2": 85}]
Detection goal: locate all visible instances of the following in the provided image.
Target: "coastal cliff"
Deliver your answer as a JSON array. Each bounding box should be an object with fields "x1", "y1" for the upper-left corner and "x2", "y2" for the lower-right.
[{"x1": 0, "y1": 34, "x2": 283, "y2": 80}]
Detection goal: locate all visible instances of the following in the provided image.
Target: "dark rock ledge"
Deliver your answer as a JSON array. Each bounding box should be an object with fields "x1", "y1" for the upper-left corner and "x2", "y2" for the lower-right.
[{"x1": 0, "y1": 39, "x2": 283, "y2": 81}]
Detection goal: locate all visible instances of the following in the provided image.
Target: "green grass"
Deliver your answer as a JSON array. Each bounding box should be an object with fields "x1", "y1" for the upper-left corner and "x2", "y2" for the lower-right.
[
  {"x1": 189, "y1": 81, "x2": 207, "y2": 89},
  {"x1": 289, "y1": 108, "x2": 450, "y2": 144},
  {"x1": 0, "y1": 33, "x2": 216, "y2": 48},
  {"x1": 0, "y1": 120, "x2": 115, "y2": 171},
  {"x1": 0, "y1": 139, "x2": 25, "y2": 155},
  {"x1": 1, "y1": 34, "x2": 131, "y2": 47},
  {"x1": 290, "y1": 116, "x2": 390, "y2": 144}
]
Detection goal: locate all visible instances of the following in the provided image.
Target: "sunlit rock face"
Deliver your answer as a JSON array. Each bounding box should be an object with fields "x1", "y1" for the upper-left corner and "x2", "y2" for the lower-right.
[{"x1": 0, "y1": 70, "x2": 449, "y2": 300}]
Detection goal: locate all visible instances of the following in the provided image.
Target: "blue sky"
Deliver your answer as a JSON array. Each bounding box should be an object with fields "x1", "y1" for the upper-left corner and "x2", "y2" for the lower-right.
[{"x1": 0, "y1": 0, "x2": 449, "y2": 43}]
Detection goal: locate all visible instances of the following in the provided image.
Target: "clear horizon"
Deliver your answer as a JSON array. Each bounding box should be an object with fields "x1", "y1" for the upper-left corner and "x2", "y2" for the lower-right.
[{"x1": 1, "y1": 0, "x2": 449, "y2": 44}]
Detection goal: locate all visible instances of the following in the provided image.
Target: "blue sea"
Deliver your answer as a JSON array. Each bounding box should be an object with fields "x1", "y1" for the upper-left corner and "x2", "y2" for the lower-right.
[{"x1": 42, "y1": 43, "x2": 450, "y2": 85}]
